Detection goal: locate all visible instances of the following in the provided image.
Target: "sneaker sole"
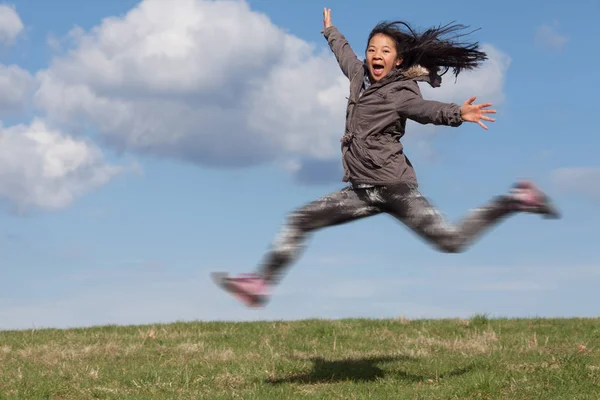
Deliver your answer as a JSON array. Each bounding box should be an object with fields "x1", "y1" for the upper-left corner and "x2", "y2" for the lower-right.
[{"x1": 210, "y1": 272, "x2": 266, "y2": 308}]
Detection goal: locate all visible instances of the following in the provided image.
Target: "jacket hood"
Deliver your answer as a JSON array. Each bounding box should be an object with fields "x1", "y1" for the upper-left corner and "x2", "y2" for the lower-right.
[{"x1": 398, "y1": 64, "x2": 443, "y2": 88}]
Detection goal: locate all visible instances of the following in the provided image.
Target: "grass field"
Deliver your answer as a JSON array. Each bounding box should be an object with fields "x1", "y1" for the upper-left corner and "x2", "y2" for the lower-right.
[{"x1": 0, "y1": 315, "x2": 598, "y2": 399}]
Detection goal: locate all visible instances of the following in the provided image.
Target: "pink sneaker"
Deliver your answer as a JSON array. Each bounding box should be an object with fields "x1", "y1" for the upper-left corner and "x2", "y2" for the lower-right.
[
  {"x1": 511, "y1": 180, "x2": 560, "y2": 219},
  {"x1": 211, "y1": 272, "x2": 270, "y2": 308}
]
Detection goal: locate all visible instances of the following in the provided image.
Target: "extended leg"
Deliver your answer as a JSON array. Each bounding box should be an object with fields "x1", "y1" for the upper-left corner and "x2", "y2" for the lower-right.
[
  {"x1": 380, "y1": 181, "x2": 559, "y2": 253},
  {"x1": 258, "y1": 185, "x2": 381, "y2": 285},
  {"x1": 213, "y1": 185, "x2": 382, "y2": 306}
]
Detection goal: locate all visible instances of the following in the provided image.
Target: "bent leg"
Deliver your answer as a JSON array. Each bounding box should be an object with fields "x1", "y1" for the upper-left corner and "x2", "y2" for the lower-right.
[
  {"x1": 380, "y1": 184, "x2": 517, "y2": 253},
  {"x1": 259, "y1": 185, "x2": 382, "y2": 284}
]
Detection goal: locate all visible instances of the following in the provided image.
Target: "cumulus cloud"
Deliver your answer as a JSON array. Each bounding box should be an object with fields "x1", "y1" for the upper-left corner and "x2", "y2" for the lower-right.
[
  {"x1": 535, "y1": 22, "x2": 568, "y2": 51},
  {"x1": 0, "y1": 4, "x2": 23, "y2": 46},
  {"x1": 34, "y1": 0, "x2": 346, "y2": 170},
  {"x1": 419, "y1": 44, "x2": 511, "y2": 106},
  {"x1": 0, "y1": 64, "x2": 33, "y2": 114},
  {"x1": 551, "y1": 167, "x2": 600, "y2": 202},
  {"x1": 33, "y1": 0, "x2": 509, "y2": 185},
  {"x1": 0, "y1": 119, "x2": 126, "y2": 213}
]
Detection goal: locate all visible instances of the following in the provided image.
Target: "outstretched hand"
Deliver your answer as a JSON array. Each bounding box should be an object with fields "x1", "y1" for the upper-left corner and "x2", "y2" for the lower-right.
[
  {"x1": 460, "y1": 96, "x2": 496, "y2": 130},
  {"x1": 322, "y1": 8, "x2": 332, "y2": 32}
]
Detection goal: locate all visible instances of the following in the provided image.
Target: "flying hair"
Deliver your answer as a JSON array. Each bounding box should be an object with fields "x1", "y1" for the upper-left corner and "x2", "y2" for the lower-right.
[{"x1": 366, "y1": 20, "x2": 488, "y2": 78}]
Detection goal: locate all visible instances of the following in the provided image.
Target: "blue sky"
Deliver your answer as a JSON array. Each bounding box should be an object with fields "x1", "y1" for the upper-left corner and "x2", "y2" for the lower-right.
[{"x1": 0, "y1": 0, "x2": 598, "y2": 330}]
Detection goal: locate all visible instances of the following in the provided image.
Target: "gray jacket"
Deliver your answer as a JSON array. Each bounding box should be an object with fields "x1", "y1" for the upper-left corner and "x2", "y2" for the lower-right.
[{"x1": 323, "y1": 26, "x2": 463, "y2": 186}]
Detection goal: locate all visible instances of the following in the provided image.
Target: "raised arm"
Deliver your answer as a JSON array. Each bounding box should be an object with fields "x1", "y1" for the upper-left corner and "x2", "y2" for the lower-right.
[
  {"x1": 394, "y1": 81, "x2": 496, "y2": 129},
  {"x1": 321, "y1": 8, "x2": 363, "y2": 80}
]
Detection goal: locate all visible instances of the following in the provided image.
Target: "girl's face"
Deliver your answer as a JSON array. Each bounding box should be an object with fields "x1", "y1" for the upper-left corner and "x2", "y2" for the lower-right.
[{"x1": 366, "y1": 33, "x2": 402, "y2": 82}]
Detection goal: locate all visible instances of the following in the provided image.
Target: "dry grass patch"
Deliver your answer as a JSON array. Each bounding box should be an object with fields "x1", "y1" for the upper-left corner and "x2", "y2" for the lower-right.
[
  {"x1": 201, "y1": 347, "x2": 236, "y2": 362},
  {"x1": 213, "y1": 372, "x2": 247, "y2": 389},
  {"x1": 402, "y1": 329, "x2": 499, "y2": 354},
  {"x1": 176, "y1": 342, "x2": 206, "y2": 354}
]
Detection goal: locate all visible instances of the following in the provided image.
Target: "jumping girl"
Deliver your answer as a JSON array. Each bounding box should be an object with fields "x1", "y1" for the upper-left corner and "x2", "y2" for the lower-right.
[{"x1": 211, "y1": 9, "x2": 560, "y2": 307}]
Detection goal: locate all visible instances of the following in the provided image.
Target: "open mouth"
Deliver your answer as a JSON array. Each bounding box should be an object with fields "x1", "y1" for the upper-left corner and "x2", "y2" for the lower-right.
[{"x1": 372, "y1": 63, "x2": 385, "y2": 76}]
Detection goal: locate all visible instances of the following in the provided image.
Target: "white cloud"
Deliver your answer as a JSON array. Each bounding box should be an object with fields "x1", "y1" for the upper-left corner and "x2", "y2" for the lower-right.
[
  {"x1": 0, "y1": 4, "x2": 23, "y2": 46},
  {"x1": 551, "y1": 167, "x2": 600, "y2": 202},
  {"x1": 0, "y1": 119, "x2": 126, "y2": 213},
  {"x1": 34, "y1": 0, "x2": 346, "y2": 172},
  {"x1": 0, "y1": 64, "x2": 33, "y2": 114},
  {"x1": 33, "y1": 0, "x2": 510, "y2": 184},
  {"x1": 420, "y1": 44, "x2": 511, "y2": 106},
  {"x1": 535, "y1": 22, "x2": 568, "y2": 51}
]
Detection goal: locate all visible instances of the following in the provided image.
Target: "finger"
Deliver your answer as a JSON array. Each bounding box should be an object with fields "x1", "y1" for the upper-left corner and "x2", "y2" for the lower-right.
[
  {"x1": 478, "y1": 121, "x2": 488, "y2": 130},
  {"x1": 466, "y1": 96, "x2": 476, "y2": 105},
  {"x1": 481, "y1": 116, "x2": 496, "y2": 122},
  {"x1": 481, "y1": 109, "x2": 497, "y2": 114},
  {"x1": 477, "y1": 103, "x2": 493, "y2": 109}
]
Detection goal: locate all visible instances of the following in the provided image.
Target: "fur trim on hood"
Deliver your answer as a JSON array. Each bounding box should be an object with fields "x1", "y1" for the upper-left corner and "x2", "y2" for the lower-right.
[{"x1": 399, "y1": 64, "x2": 442, "y2": 88}]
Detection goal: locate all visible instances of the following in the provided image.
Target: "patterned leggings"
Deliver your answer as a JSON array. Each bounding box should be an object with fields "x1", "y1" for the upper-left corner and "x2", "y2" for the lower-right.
[{"x1": 258, "y1": 183, "x2": 518, "y2": 285}]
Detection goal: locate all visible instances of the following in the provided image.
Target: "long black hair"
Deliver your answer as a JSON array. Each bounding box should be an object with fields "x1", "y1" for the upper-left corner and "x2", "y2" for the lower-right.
[{"x1": 366, "y1": 20, "x2": 488, "y2": 78}]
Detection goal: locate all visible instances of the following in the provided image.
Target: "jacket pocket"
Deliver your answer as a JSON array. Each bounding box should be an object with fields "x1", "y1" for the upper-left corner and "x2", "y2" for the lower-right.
[
  {"x1": 349, "y1": 138, "x2": 381, "y2": 169},
  {"x1": 352, "y1": 134, "x2": 395, "y2": 169}
]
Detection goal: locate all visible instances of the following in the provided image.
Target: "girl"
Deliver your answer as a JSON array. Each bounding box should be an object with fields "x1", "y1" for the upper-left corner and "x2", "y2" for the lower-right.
[{"x1": 211, "y1": 9, "x2": 559, "y2": 307}]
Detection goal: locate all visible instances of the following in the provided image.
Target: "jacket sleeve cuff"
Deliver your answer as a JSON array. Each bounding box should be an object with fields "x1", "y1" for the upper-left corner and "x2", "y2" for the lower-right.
[
  {"x1": 448, "y1": 104, "x2": 463, "y2": 127},
  {"x1": 322, "y1": 25, "x2": 337, "y2": 39}
]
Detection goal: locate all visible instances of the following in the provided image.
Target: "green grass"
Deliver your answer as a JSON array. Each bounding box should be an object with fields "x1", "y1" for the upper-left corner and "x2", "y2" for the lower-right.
[{"x1": 0, "y1": 316, "x2": 599, "y2": 399}]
